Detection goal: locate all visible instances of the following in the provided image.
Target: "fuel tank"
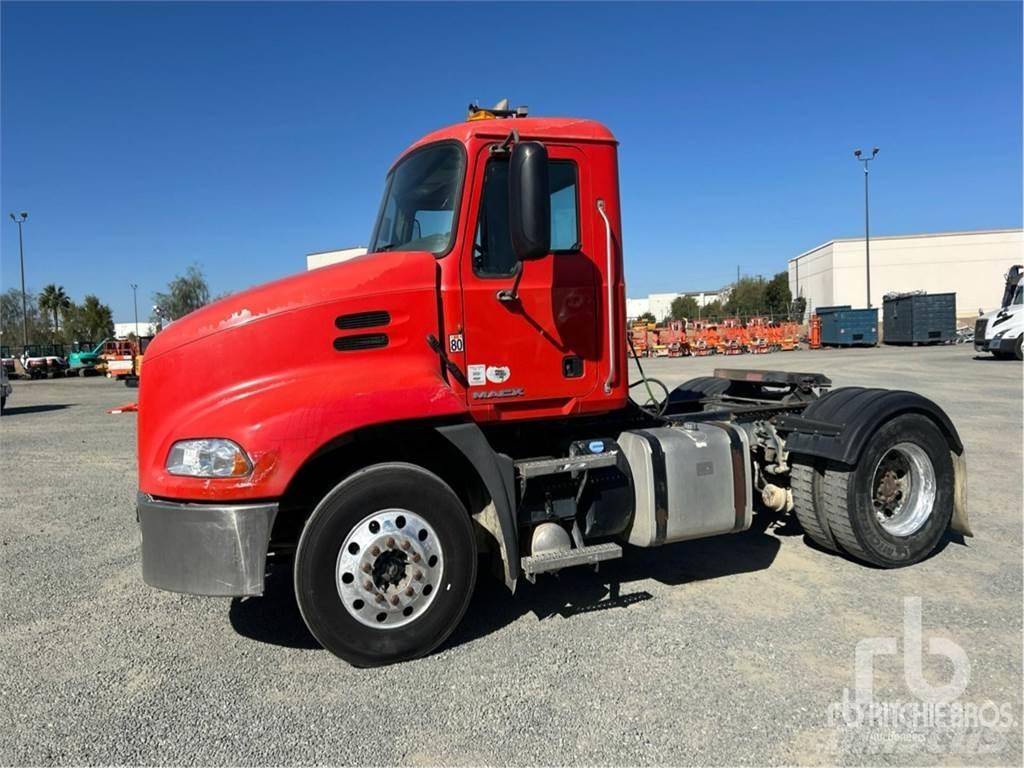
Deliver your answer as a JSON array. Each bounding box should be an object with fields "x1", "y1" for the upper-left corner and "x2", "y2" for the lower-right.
[{"x1": 617, "y1": 423, "x2": 752, "y2": 547}]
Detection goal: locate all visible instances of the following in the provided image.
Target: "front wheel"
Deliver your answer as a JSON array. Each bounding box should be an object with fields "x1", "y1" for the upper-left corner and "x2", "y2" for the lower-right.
[
  {"x1": 294, "y1": 462, "x2": 477, "y2": 667},
  {"x1": 822, "y1": 414, "x2": 953, "y2": 567}
]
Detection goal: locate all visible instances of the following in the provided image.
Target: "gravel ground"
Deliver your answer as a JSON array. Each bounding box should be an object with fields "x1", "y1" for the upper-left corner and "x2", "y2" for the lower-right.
[{"x1": 1, "y1": 345, "x2": 1020, "y2": 766}]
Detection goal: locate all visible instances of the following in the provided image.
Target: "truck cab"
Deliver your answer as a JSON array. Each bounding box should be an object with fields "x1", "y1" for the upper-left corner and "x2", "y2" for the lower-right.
[
  {"x1": 974, "y1": 264, "x2": 1023, "y2": 360},
  {"x1": 137, "y1": 105, "x2": 970, "y2": 667}
]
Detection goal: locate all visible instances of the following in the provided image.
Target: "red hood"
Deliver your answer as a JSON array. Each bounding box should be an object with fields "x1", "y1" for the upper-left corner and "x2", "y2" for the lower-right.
[{"x1": 145, "y1": 250, "x2": 436, "y2": 361}]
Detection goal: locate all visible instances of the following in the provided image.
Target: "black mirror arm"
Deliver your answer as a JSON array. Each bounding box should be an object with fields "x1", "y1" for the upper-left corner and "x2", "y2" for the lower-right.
[
  {"x1": 496, "y1": 263, "x2": 524, "y2": 304},
  {"x1": 490, "y1": 129, "x2": 520, "y2": 157}
]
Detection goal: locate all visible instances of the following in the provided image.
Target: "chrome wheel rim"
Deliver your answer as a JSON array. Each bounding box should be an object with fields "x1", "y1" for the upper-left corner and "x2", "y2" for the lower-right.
[
  {"x1": 871, "y1": 442, "x2": 936, "y2": 537},
  {"x1": 335, "y1": 508, "x2": 444, "y2": 629}
]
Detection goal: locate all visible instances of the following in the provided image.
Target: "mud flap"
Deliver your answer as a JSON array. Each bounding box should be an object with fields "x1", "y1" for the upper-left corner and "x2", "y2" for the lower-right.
[{"x1": 950, "y1": 450, "x2": 972, "y2": 537}]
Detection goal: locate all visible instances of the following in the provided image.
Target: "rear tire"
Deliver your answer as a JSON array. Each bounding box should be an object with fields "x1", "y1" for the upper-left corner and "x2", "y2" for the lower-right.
[
  {"x1": 790, "y1": 461, "x2": 838, "y2": 552},
  {"x1": 822, "y1": 414, "x2": 953, "y2": 567},
  {"x1": 294, "y1": 462, "x2": 477, "y2": 667},
  {"x1": 1015, "y1": 336, "x2": 1022, "y2": 362}
]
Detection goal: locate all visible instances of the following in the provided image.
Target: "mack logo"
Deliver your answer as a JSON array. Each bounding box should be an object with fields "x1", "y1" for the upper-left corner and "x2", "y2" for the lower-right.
[{"x1": 472, "y1": 387, "x2": 525, "y2": 400}]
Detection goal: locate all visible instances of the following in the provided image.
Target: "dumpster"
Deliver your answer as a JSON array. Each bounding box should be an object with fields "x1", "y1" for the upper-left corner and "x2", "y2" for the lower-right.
[
  {"x1": 882, "y1": 292, "x2": 956, "y2": 345},
  {"x1": 817, "y1": 306, "x2": 878, "y2": 347}
]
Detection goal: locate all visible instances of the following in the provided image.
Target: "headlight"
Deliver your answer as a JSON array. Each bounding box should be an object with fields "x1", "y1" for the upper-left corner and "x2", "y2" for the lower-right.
[{"x1": 166, "y1": 439, "x2": 252, "y2": 478}]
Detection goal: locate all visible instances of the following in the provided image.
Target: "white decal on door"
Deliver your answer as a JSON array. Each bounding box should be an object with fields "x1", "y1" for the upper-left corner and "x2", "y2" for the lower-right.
[{"x1": 486, "y1": 366, "x2": 511, "y2": 384}]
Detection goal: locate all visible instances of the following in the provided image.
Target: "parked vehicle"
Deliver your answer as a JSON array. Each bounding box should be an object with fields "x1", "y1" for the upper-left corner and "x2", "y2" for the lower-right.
[
  {"x1": 123, "y1": 336, "x2": 153, "y2": 388},
  {"x1": 20, "y1": 346, "x2": 68, "y2": 379},
  {"x1": 974, "y1": 265, "x2": 1023, "y2": 360},
  {"x1": 1, "y1": 346, "x2": 16, "y2": 377},
  {"x1": 67, "y1": 339, "x2": 106, "y2": 375},
  {"x1": 101, "y1": 339, "x2": 137, "y2": 379},
  {"x1": 1, "y1": 366, "x2": 11, "y2": 413},
  {"x1": 137, "y1": 105, "x2": 971, "y2": 667}
]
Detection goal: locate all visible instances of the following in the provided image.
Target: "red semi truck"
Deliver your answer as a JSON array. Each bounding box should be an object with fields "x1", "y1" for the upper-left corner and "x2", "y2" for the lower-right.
[{"x1": 137, "y1": 105, "x2": 971, "y2": 666}]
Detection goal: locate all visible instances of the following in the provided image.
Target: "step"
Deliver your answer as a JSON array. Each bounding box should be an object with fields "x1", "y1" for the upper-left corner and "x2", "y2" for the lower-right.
[
  {"x1": 514, "y1": 452, "x2": 619, "y2": 479},
  {"x1": 520, "y1": 542, "x2": 623, "y2": 576}
]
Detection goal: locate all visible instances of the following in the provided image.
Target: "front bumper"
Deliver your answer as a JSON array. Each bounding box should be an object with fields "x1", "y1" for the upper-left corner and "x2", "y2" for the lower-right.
[{"x1": 137, "y1": 492, "x2": 278, "y2": 597}]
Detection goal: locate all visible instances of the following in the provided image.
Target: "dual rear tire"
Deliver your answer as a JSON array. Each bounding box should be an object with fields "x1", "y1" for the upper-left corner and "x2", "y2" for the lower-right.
[{"x1": 791, "y1": 413, "x2": 954, "y2": 567}]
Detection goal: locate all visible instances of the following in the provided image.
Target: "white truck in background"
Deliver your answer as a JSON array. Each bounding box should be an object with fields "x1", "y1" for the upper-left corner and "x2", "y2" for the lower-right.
[{"x1": 975, "y1": 264, "x2": 1023, "y2": 361}]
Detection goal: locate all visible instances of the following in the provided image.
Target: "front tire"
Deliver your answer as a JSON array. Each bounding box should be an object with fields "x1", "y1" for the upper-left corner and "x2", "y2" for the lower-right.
[
  {"x1": 822, "y1": 414, "x2": 953, "y2": 567},
  {"x1": 294, "y1": 462, "x2": 477, "y2": 667}
]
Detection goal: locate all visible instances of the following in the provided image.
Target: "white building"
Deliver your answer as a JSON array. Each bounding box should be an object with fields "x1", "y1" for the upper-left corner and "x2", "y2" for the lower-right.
[
  {"x1": 788, "y1": 229, "x2": 1023, "y2": 320},
  {"x1": 306, "y1": 246, "x2": 368, "y2": 271},
  {"x1": 626, "y1": 290, "x2": 724, "y2": 321},
  {"x1": 114, "y1": 321, "x2": 156, "y2": 338}
]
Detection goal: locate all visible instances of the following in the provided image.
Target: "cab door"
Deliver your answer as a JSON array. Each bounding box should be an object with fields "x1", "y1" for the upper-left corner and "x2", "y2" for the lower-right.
[{"x1": 459, "y1": 143, "x2": 599, "y2": 416}]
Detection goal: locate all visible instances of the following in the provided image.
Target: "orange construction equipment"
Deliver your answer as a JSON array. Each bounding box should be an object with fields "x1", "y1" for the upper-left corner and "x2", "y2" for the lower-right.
[
  {"x1": 689, "y1": 321, "x2": 719, "y2": 356},
  {"x1": 629, "y1": 322, "x2": 652, "y2": 357},
  {"x1": 101, "y1": 339, "x2": 138, "y2": 379},
  {"x1": 779, "y1": 321, "x2": 800, "y2": 351},
  {"x1": 808, "y1": 315, "x2": 822, "y2": 349}
]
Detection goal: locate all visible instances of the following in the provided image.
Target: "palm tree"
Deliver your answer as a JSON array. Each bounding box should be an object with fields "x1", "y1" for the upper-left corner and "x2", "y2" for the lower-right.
[
  {"x1": 38, "y1": 284, "x2": 71, "y2": 341},
  {"x1": 79, "y1": 295, "x2": 114, "y2": 340}
]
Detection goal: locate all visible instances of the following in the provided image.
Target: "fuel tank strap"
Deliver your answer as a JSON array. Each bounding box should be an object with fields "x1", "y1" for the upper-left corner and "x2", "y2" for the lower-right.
[
  {"x1": 711, "y1": 422, "x2": 748, "y2": 532},
  {"x1": 632, "y1": 430, "x2": 669, "y2": 544}
]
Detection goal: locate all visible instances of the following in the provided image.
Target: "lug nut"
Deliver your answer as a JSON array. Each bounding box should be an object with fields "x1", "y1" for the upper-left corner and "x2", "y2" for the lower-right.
[
  {"x1": 370, "y1": 545, "x2": 381, "y2": 556},
  {"x1": 401, "y1": 540, "x2": 411, "y2": 551},
  {"x1": 413, "y1": 570, "x2": 423, "y2": 581},
  {"x1": 389, "y1": 595, "x2": 400, "y2": 606},
  {"x1": 363, "y1": 579, "x2": 374, "y2": 591},
  {"x1": 386, "y1": 536, "x2": 396, "y2": 548},
  {"x1": 405, "y1": 587, "x2": 415, "y2": 597},
  {"x1": 411, "y1": 553, "x2": 421, "y2": 563},
  {"x1": 375, "y1": 594, "x2": 386, "y2": 604},
  {"x1": 361, "y1": 563, "x2": 371, "y2": 573}
]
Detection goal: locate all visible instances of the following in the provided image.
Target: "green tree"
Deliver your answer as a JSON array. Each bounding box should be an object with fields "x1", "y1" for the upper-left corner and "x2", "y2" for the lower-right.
[
  {"x1": 669, "y1": 295, "x2": 700, "y2": 322},
  {"x1": 77, "y1": 295, "x2": 115, "y2": 341},
  {"x1": 152, "y1": 264, "x2": 211, "y2": 322},
  {"x1": 791, "y1": 296, "x2": 807, "y2": 322},
  {"x1": 702, "y1": 300, "x2": 723, "y2": 321},
  {"x1": 635, "y1": 311, "x2": 656, "y2": 324},
  {"x1": 0, "y1": 287, "x2": 48, "y2": 347},
  {"x1": 38, "y1": 284, "x2": 72, "y2": 340},
  {"x1": 724, "y1": 276, "x2": 768, "y2": 317},
  {"x1": 764, "y1": 271, "x2": 792, "y2": 317}
]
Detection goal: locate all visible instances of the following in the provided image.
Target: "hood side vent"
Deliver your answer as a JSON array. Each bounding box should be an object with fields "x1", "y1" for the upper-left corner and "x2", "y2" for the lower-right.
[
  {"x1": 336, "y1": 310, "x2": 390, "y2": 330},
  {"x1": 334, "y1": 333, "x2": 389, "y2": 352}
]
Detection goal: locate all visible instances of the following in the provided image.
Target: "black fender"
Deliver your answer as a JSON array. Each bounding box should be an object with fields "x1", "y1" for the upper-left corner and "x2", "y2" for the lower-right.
[
  {"x1": 779, "y1": 387, "x2": 971, "y2": 536},
  {"x1": 436, "y1": 423, "x2": 519, "y2": 590}
]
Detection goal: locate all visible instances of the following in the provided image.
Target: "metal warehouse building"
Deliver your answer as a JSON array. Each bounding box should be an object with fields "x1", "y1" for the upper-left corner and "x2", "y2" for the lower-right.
[{"x1": 788, "y1": 228, "x2": 1023, "y2": 320}]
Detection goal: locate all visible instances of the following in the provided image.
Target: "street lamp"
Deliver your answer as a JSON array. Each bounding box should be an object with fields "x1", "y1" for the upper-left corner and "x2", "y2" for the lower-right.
[
  {"x1": 130, "y1": 283, "x2": 140, "y2": 339},
  {"x1": 853, "y1": 147, "x2": 879, "y2": 308},
  {"x1": 8, "y1": 212, "x2": 29, "y2": 347}
]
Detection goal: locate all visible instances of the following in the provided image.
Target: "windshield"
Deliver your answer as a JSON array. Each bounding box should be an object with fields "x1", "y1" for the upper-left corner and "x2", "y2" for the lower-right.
[{"x1": 369, "y1": 143, "x2": 465, "y2": 256}]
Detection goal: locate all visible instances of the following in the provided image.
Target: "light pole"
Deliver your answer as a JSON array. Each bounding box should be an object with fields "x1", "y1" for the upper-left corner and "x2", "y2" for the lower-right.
[
  {"x1": 130, "y1": 283, "x2": 140, "y2": 339},
  {"x1": 853, "y1": 147, "x2": 879, "y2": 307},
  {"x1": 8, "y1": 210, "x2": 29, "y2": 346}
]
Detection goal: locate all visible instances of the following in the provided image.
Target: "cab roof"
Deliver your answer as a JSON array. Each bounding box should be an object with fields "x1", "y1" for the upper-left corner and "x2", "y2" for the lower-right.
[{"x1": 395, "y1": 116, "x2": 617, "y2": 167}]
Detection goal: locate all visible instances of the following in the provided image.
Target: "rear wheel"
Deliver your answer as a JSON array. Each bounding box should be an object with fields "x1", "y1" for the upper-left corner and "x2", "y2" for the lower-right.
[
  {"x1": 822, "y1": 414, "x2": 953, "y2": 567},
  {"x1": 294, "y1": 462, "x2": 477, "y2": 667},
  {"x1": 1015, "y1": 336, "x2": 1022, "y2": 362},
  {"x1": 790, "y1": 461, "x2": 838, "y2": 552}
]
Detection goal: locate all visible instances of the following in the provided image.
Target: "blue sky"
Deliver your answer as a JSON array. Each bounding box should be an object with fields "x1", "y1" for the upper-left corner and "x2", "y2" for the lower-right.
[{"x1": 2, "y1": 1, "x2": 1021, "y2": 320}]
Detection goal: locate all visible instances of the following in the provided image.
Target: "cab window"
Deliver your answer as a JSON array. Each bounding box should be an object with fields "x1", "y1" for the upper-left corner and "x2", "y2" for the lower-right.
[{"x1": 473, "y1": 159, "x2": 580, "y2": 277}]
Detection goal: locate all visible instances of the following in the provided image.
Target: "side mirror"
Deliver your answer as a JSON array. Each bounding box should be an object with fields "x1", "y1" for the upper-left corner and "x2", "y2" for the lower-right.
[{"x1": 509, "y1": 141, "x2": 550, "y2": 261}]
